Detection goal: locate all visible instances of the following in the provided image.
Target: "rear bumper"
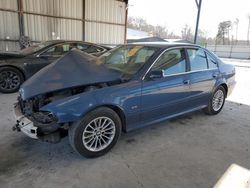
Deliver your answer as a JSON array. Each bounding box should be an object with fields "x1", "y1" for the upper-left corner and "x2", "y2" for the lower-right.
[{"x1": 227, "y1": 80, "x2": 236, "y2": 97}]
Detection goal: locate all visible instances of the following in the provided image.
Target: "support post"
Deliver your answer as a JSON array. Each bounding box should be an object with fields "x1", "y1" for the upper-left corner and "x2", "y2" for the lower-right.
[
  {"x1": 82, "y1": 0, "x2": 85, "y2": 41},
  {"x1": 194, "y1": 0, "x2": 202, "y2": 44},
  {"x1": 124, "y1": 2, "x2": 128, "y2": 44},
  {"x1": 17, "y1": 0, "x2": 24, "y2": 36}
]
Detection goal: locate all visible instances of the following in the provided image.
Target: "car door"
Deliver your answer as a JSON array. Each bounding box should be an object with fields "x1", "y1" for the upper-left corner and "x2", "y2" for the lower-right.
[
  {"x1": 186, "y1": 47, "x2": 220, "y2": 107},
  {"x1": 24, "y1": 43, "x2": 73, "y2": 78},
  {"x1": 140, "y1": 48, "x2": 193, "y2": 125}
]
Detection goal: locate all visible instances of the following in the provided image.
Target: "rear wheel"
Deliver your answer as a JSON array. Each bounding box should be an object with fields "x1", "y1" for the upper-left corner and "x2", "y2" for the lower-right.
[
  {"x1": 69, "y1": 107, "x2": 122, "y2": 158},
  {"x1": 0, "y1": 67, "x2": 24, "y2": 93},
  {"x1": 204, "y1": 86, "x2": 226, "y2": 115}
]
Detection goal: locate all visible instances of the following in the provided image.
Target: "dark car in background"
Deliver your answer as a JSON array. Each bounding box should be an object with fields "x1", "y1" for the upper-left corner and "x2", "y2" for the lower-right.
[
  {"x1": 0, "y1": 40, "x2": 111, "y2": 93},
  {"x1": 13, "y1": 42, "x2": 236, "y2": 158}
]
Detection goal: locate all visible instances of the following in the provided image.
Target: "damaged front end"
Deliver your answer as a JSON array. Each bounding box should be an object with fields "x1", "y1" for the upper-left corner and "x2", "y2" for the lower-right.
[
  {"x1": 14, "y1": 94, "x2": 65, "y2": 143},
  {"x1": 13, "y1": 49, "x2": 122, "y2": 143}
]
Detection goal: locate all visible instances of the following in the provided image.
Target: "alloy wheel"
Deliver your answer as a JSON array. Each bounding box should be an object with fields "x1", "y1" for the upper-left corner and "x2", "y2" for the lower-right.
[
  {"x1": 82, "y1": 117, "x2": 116, "y2": 152},
  {"x1": 212, "y1": 89, "x2": 225, "y2": 111},
  {"x1": 0, "y1": 70, "x2": 21, "y2": 91}
]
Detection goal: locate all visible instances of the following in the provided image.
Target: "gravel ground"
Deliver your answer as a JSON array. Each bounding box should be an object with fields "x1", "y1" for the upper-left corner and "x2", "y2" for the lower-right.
[{"x1": 0, "y1": 61, "x2": 250, "y2": 188}]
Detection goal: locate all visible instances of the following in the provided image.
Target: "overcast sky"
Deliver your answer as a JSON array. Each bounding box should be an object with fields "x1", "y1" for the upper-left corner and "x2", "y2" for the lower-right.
[{"x1": 128, "y1": 0, "x2": 250, "y2": 40}]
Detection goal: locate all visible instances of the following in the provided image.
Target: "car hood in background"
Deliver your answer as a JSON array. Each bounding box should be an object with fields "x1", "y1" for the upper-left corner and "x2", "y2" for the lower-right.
[
  {"x1": 19, "y1": 49, "x2": 122, "y2": 100},
  {"x1": 0, "y1": 52, "x2": 25, "y2": 60}
]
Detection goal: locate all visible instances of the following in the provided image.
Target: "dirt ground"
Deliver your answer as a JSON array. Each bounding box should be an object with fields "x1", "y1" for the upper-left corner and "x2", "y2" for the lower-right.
[{"x1": 0, "y1": 59, "x2": 250, "y2": 188}]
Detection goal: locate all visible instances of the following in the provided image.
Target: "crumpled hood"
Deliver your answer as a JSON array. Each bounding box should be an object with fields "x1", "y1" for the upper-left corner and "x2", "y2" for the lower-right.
[{"x1": 19, "y1": 49, "x2": 121, "y2": 100}]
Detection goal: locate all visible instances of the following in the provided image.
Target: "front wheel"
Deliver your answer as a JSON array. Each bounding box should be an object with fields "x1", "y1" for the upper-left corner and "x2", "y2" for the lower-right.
[
  {"x1": 69, "y1": 107, "x2": 122, "y2": 158},
  {"x1": 204, "y1": 86, "x2": 226, "y2": 115}
]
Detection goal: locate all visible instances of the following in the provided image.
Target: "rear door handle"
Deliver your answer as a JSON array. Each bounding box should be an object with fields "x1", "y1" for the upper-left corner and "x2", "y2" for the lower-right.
[{"x1": 183, "y1": 80, "x2": 190, "y2": 85}]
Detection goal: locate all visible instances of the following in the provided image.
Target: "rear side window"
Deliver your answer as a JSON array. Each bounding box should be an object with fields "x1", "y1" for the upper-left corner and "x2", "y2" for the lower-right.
[
  {"x1": 187, "y1": 48, "x2": 208, "y2": 71},
  {"x1": 76, "y1": 43, "x2": 91, "y2": 51},
  {"x1": 76, "y1": 43, "x2": 103, "y2": 54},
  {"x1": 152, "y1": 48, "x2": 186, "y2": 76},
  {"x1": 42, "y1": 44, "x2": 73, "y2": 56},
  {"x1": 85, "y1": 45, "x2": 103, "y2": 53},
  {"x1": 206, "y1": 52, "x2": 218, "y2": 69}
]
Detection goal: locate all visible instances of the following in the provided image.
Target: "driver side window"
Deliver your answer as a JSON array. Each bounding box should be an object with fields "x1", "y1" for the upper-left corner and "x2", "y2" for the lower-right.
[{"x1": 152, "y1": 48, "x2": 186, "y2": 76}]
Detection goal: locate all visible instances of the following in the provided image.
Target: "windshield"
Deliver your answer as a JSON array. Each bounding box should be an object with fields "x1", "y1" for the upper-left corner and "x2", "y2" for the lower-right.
[
  {"x1": 20, "y1": 41, "x2": 56, "y2": 55},
  {"x1": 99, "y1": 45, "x2": 159, "y2": 76}
]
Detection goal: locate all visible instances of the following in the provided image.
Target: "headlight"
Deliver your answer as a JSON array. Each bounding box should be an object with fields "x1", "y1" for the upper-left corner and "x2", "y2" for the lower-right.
[{"x1": 31, "y1": 111, "x2": 58, "y2": 124}]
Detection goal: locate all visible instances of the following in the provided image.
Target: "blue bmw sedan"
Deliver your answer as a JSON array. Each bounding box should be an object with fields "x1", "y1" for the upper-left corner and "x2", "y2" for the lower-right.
[{"x1": 13, "y1": 42, "x2": 236, "y2": 158}]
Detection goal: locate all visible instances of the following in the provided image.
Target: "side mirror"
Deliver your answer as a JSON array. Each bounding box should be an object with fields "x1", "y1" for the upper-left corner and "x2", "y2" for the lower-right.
[{"x1": 148, "y1": 70, "x2": 164, "y2": 79}]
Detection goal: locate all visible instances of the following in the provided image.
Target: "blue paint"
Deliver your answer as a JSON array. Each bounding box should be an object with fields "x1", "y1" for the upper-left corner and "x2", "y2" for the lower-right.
[{"x1": 22, "y1": 43, "x2": 236, "y2": 132}]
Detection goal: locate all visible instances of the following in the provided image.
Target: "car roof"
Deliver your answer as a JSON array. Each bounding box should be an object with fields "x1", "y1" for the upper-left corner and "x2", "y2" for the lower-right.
[
  {"x1": 127, "y1": 41, "x2": 201, "y2": 49},
  {"x1": 38, "y1": 40, "x2": 112, "y2": 50},
  {"x1": 43, "y1": 40, "x2": 101, "y2": 46}
]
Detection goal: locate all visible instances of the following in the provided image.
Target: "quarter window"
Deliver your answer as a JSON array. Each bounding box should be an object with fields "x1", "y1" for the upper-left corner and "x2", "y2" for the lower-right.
[
  {"x1": 206, "y1": 53, "x2": 217, "y2": 69},
  {"x1": 187, "y1": 48, "x2": 208, "y2": 71},
  {"x1": 152, "y1": 49, "x2": 186, "y2": 76}
]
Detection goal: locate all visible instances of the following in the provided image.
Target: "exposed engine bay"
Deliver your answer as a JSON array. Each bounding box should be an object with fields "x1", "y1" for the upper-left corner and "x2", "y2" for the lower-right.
[
  {"x1": 18, "y1": 80, "x2": 121, "y2": 123},
  {"x1": 13, "y1": 49, "x2": 124, "y2": 143},
  {"x1": 14, "y1": 79, "x2": 122, "y2": 143}
]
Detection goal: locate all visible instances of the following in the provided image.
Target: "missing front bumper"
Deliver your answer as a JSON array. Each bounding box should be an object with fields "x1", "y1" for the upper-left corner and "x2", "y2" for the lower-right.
[
  {"x1": 13, "y1": 103, "x2": 38, "y2": 139},
  {"x1": 13, "y1": 103, "x2": 63, "y2": 143}
]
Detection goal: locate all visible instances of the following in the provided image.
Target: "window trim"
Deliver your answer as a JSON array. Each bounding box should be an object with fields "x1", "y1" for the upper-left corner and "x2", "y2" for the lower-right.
[
  {"x1": 143, "y1": 46, "x2": 189, "y2": 80},
  {"x1": 143, "y1": 46, "x2": 220, "y2": 80},
  {"x1": 205, "y1": 51, "x2": 218, "y2": 69}
]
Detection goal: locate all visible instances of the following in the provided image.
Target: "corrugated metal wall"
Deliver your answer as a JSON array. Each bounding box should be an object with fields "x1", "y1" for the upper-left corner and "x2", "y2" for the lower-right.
[
  {"x1": 85, "y1": 22, "x2": 124, "y2": 44},
  {"x1": 86, "y1": 0, "x2": 125, "y2": 23},
  {"x1": 85, "y1": 0, "x2": 126, "y2": 44},
  {"x1": 0, "y1": 0, "x2": 127, "y2": 51},
  {"x1": 0, "y1": 0, "x2": 17, "y2": 9},
  {"x1": 23, "y1": 0, "x2": 83, "y2": 41},
  {"x1": 23, "y1": 15, "x2": 83, "y2": 41},
  {"x1": 0, "y1": 0, "x2": 20, "y2": 51},
  {"x1": 23, "y1": 0, "x2": 83, "y2": 19}
]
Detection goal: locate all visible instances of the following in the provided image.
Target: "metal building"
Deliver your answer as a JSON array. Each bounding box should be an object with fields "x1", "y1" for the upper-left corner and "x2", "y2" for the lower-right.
[{"x1": 0, "y1": 0, "x2": 128, "y2": 51}]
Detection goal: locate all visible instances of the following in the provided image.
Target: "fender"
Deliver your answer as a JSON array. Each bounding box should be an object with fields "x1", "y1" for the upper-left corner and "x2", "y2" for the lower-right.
[
  {"x1": 40, "y1": 92, "x2": 98, "y2": 123},
  {"x1": 40, "y1": 88, "x2": 128, "y2": 124},
  {"x1": 40, "y1": 81, "x2": 141, "y2": 126}
]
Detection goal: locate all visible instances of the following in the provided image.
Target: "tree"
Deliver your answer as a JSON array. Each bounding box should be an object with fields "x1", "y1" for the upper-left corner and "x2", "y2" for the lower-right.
[
  {"x1": 247, "y1": 15, "x2": 250, "y2": 45},
  {"x1": 216, "y1": 21, "x2": 232, "y2": 45},
  {"x1": 181, "y1": 24, "x2": 193, "y2": 41},
  {"x1": 197, "y1": 29, "x2": 208, "y2": 45},
  {"x1": 127, "y1": 16, "x2": 169, "y2": 38},
  {"x1": 233, "y1": 18, "x2": 239, "y2": 44},
  {"x1": 127, "y1": 16, "x2": 211, "y2": 43},
  {"x1": 127, "y1": 17, "x2": 147, "y2": 31}
]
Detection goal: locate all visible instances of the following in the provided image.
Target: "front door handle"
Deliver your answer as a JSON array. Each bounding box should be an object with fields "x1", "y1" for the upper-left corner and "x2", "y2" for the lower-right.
[
  {"x1": 212, "y1": 73, "x2": 219, "y2": 78},
  {"x1": 183, "y1": 80, "x2": 190, "y2": 85}
]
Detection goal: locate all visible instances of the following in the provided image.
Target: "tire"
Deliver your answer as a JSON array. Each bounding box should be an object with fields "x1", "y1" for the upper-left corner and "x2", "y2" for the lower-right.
[
  {"x1": 0, "y1": 67, "x2": 24, "y2": 93},
  {"x1": 204, "y1": 86, "x2": 226, "y2": 115},
  {"x1": 69, "y1": 107, "x2": 122, "y2": 158}
]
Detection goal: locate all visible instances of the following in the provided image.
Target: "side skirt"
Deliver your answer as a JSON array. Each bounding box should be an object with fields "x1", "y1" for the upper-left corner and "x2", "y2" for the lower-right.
[{"x1": 126, "y1": 105, "x2": 207, "y2": 132}]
